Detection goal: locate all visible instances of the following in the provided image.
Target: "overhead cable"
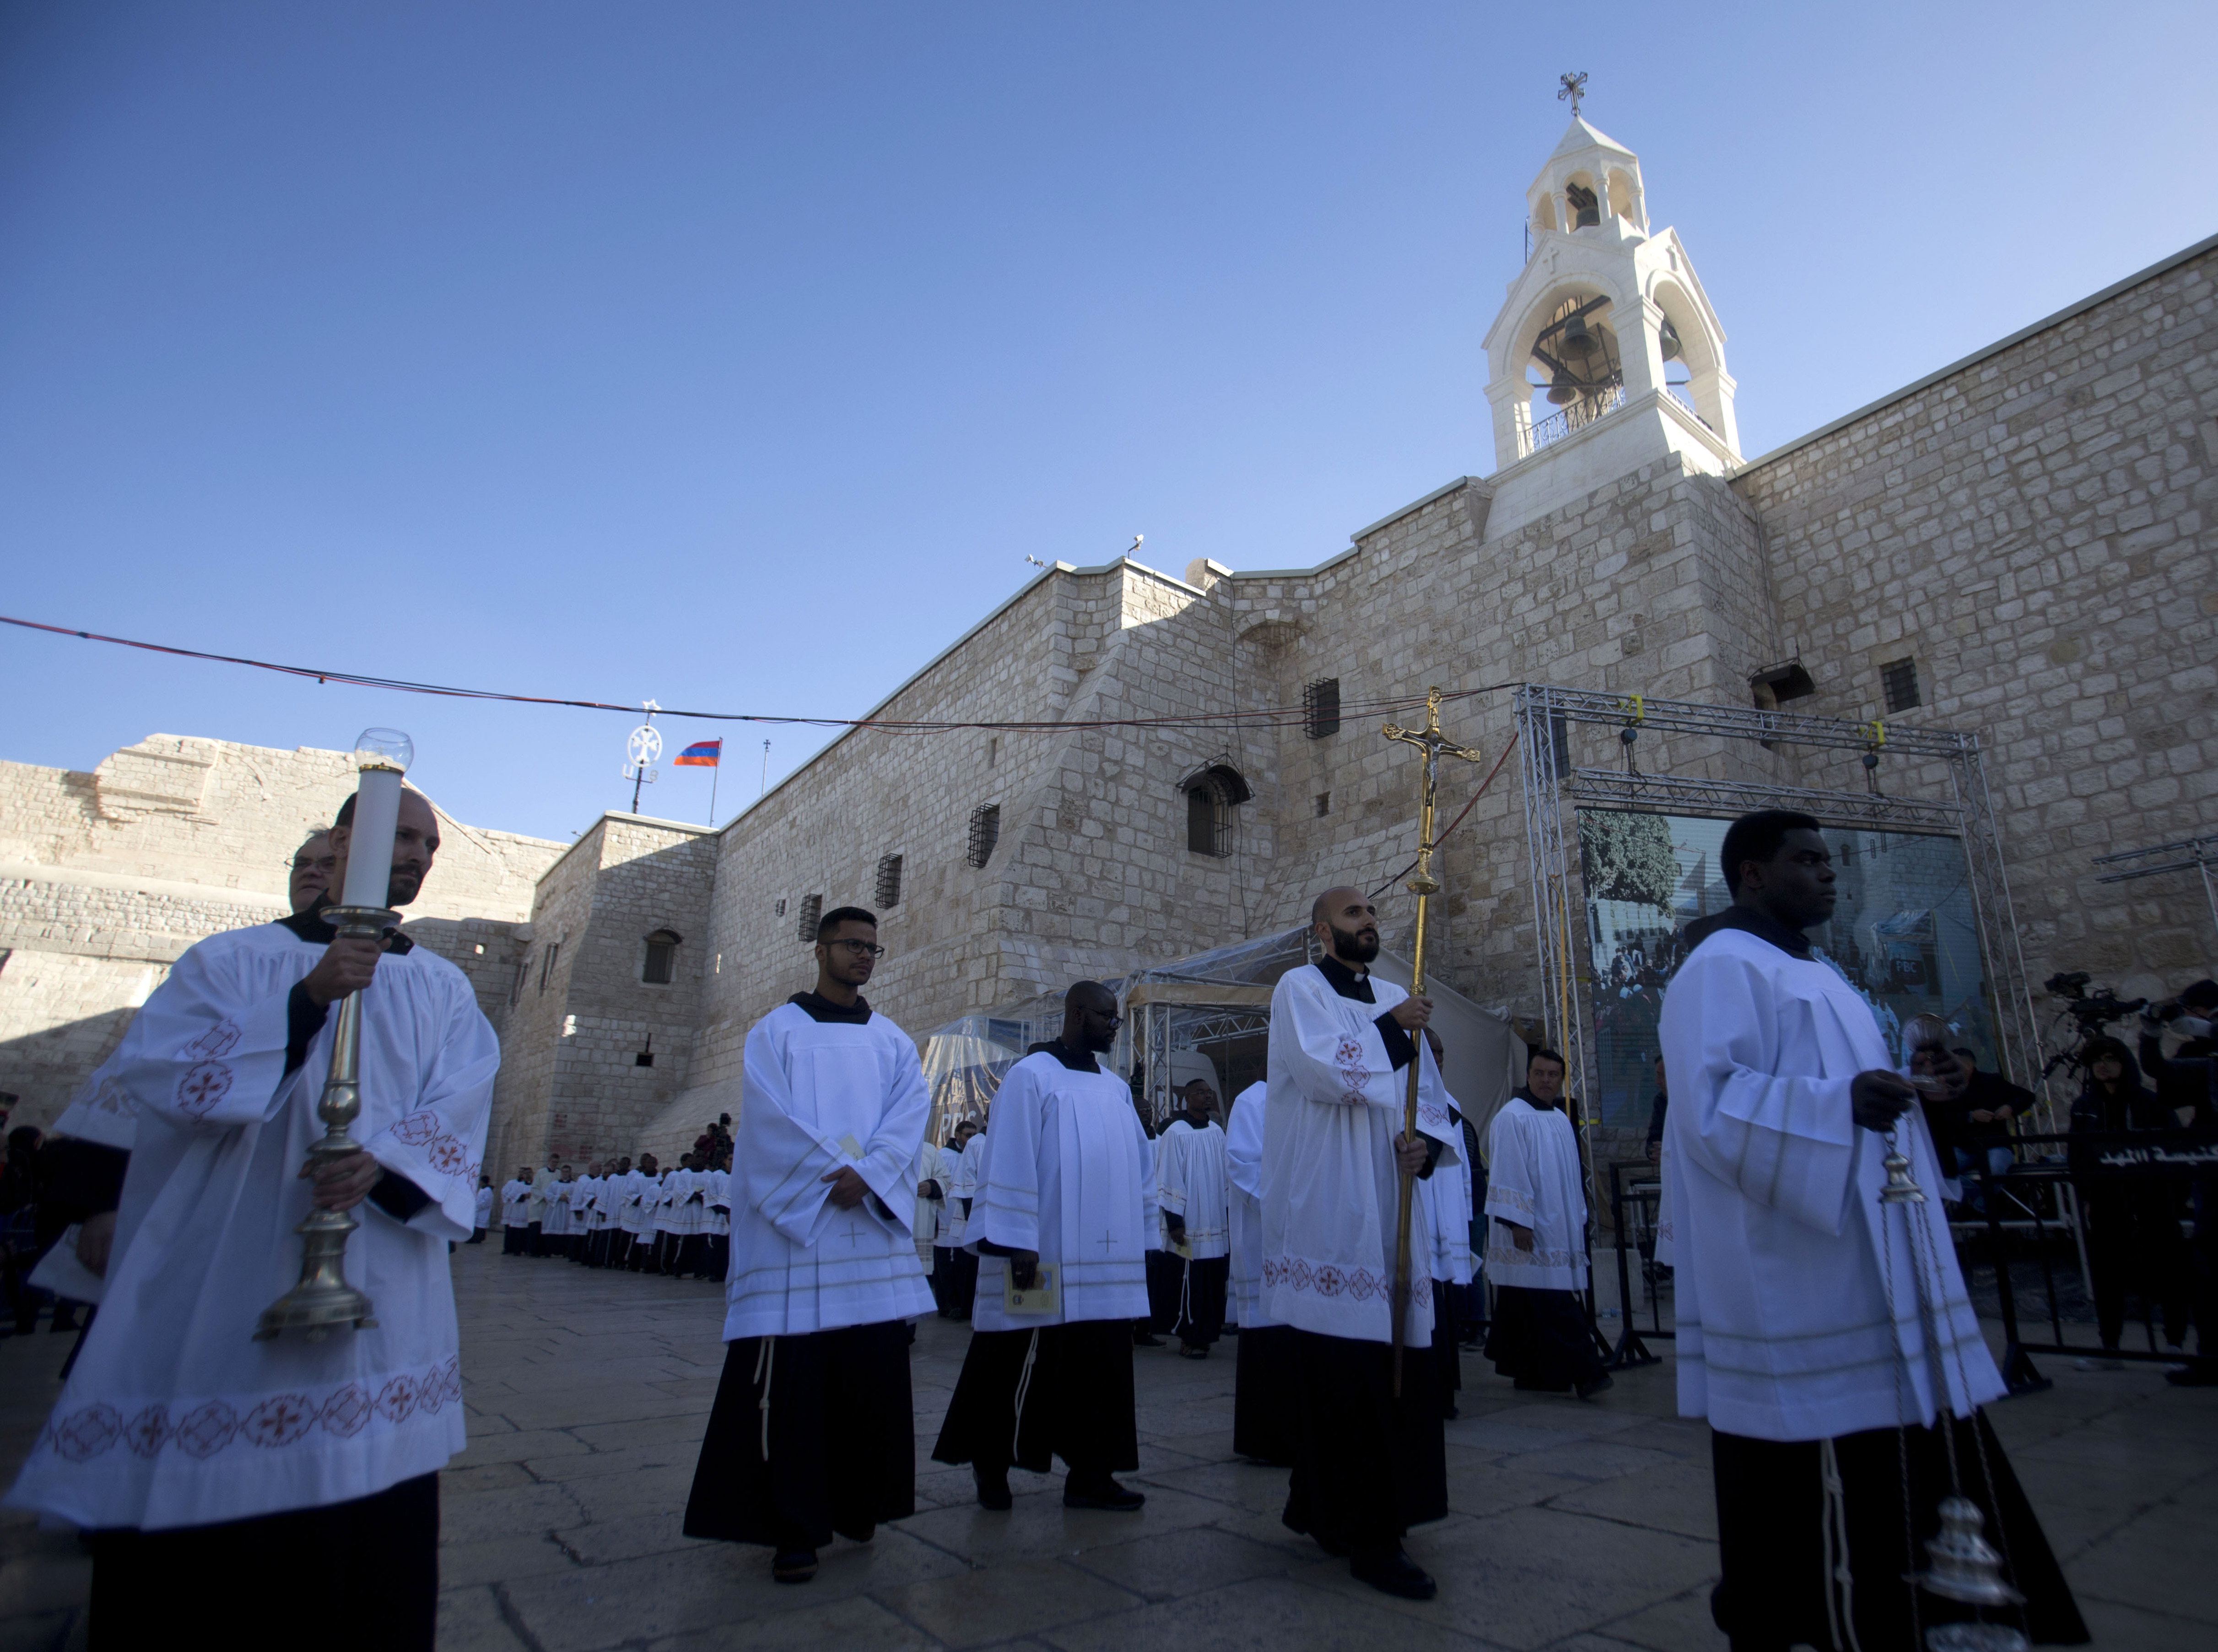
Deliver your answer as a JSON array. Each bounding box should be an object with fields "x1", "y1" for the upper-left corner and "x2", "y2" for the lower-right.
[{"x1": 0, "y1": 612, "x2": 1511, "y2": 736}]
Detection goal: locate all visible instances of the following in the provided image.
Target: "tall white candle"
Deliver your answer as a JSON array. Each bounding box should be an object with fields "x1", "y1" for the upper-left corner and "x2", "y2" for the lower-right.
[{"x1": 339, "y1": 729, "x2": 414, "y2": 910}]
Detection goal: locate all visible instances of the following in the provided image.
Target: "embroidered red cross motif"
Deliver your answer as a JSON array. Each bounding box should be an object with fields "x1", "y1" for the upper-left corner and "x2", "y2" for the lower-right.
[
  {"x1": 321, "y1": 1384, "x2": 372, "y2": 1438},
  {"x1": 51, "y1": 1404, "x2": 121, "y2": 1463},
  {"x1": 374, "y1": 1376, "x2": 418, "y2": 1424},
  {"x1": 176, "y1": 1062, "x2": 234, "y2": 1118},
  {"x1": 183, "y1": 1020, "x2": 243, "y2": 1059},
  {"x1": 1335, "y1": 1037, "x2": 1364, "y2": 1066},
  {"x1": 173, "y1": 1401, "x2": 241, "y2": 1459},
  {"x1": 391, "y1": 1110, "x2": 441, "y2": 1148},
  {"x1": 123, "y1": 1406, "x2": 171, "y2": 1458},
  {"x1": 244, "y1": 1394, "x2": 316, "y2": 1447}
]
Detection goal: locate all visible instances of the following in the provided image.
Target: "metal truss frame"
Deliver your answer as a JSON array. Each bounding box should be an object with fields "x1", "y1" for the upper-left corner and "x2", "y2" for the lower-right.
[{"x1": 1515, "y1": 684, "x2": 2045, "y2": 1134}]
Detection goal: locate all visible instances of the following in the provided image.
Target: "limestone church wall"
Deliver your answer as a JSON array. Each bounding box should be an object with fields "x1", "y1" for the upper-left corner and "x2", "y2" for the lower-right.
[
  {"x1": 0, "y1": 735, "x2": 563, "y2": 1128},
  {"x1": 1733, "y1": 238, "x2": 2218, "y2": 1004}
]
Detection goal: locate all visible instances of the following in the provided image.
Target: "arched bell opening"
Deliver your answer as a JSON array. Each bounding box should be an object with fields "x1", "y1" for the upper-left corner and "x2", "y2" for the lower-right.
[
  {"x1": 1522, "y1": 290, "x2": 1624, "y2": 445},
  {"x1": 1606, "y1": 167, "x2": 1643, "y2": 230},
  {"x1": 1650, "y1": 277, "x2": 1725, "y2": 437},
  {"x1": 1563, "y1": 174, "x2": 1602, "y2": 229}
]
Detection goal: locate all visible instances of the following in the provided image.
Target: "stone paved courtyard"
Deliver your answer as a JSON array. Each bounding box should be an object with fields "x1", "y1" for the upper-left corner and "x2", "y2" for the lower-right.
[{"x1": 0, "y1": 1243, "x2": 2213, "y2": 1649}]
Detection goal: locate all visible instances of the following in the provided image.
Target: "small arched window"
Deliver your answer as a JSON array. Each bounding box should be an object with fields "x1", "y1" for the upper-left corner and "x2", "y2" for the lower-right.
[
  {"x1": 642, "y1": 929, "x2": 681, "y2": 985},
  {"x1": 1181, "y1": 764, "x2": 1251, "y2": 858}
]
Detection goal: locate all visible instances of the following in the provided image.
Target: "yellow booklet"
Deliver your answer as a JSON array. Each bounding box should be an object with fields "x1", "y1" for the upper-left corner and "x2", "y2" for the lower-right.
[{"x1": 1004, "y1": 1263, "x2": 1060, "y2": 1315}]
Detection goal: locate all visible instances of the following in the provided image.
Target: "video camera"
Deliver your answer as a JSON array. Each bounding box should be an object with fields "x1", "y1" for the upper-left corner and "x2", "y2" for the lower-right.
[{"x1": 2042, "y1": 970, "x2": 2148, "y2": 1028}]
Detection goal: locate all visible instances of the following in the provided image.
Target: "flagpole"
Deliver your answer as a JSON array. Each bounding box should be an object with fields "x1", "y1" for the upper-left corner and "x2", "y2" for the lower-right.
[{"x1": 709, "y1": 754, "x2": 718, "y2": 826}]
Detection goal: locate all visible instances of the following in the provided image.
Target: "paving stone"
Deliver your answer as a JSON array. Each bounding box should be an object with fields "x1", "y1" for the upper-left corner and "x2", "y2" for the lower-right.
[
  {"x1": 1037, "y1": 1574, "x2": 1517, "y2": 1652},
  {"x1": 873, "y1": 1557, "x2": 1148, "y2": 1648},
  {"x1": 1067, "y1": 1525, "x2": 1307, "y2": 1601}
]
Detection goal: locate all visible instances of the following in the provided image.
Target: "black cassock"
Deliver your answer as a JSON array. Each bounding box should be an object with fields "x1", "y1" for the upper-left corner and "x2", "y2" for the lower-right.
[
  {"x1": 1484, "y1": 1282, "x2": 1606, "y2": 1391},
  {"x1": 1711, "y1": 1412, "x2": 2088, "y2": 1648},
  {"x1": 932, "y1": 1318, "x2": 1138, "y2": 1479},
  {"x1": 1172, "y1": 1255, "x2": 1230, "y2": 1348},
  {"x1": 683, "y1": 1323, "x2": 916, "y2": 1551},
  {"x1": 1282, "y1": 1328, "x2": 1449, "y2": 1553},
  {"x1": 1233, "y1": 1323, "x2": 1299, "y2": 1465}
]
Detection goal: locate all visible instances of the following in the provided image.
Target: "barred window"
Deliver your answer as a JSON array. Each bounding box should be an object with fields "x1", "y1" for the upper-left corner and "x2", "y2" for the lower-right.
[
  {"x1": 774, "y1": 897, "x2": 787, "y2": 917},
  {"x1": 796, "y1": 894, "x2": 822, "y2": 944},
  {"x1": 1302, "y1": 678, "x2": 1341, "y2": 739},
  {"x1": 1181, "y1": 764, "x2": 1250, "y2": 858},
  {"x1": 875, "y1": 853, "x2": 904, "y2": 908},
  {"x1": 967, "y1": 804, "x2": 1000, "y2": 868},
  {"x1": 1880, "y1": 657, "x2": 1921, "y2": 713},
  {"x1": 642, "y1": 930, "x2": 680, "y2": 985}
]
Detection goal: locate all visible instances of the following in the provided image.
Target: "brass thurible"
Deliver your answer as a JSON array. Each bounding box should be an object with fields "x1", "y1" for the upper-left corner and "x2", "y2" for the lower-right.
[{"x1": 254, "y1": 902, "x2": 393, "y2": 1342}]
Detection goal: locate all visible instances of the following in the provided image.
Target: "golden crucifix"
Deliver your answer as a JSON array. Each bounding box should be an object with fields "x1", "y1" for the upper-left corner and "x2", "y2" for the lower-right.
[{"x1": 1381, "y1": 687, "x2": 1484, "y2": 1393}]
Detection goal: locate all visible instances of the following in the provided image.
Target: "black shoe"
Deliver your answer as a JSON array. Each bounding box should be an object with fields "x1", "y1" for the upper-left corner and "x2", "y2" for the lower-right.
[
  {"x1": 1178, "y1": 1343, "x2": 1209, "y2": 1360},
  {"x1": 772, "y1": 1548, "x2": 818, "y2": 1583},
  {"x1": 1512, "y1": 1377, "x2": 1571, "y2": 1393},
  {"x1": 1132, "y1": 1329, "x2": 1164, "y2": 1347},
  {"x1": 974, "y1": 1469, "x2": 1013, "y2": 1511},
  {"x1": 835, "y1": 1521, "x2": 875, "y2": 1544},
  {"x1": 2166, "y1": 1364, "x2": 2218, "y2": 1387},
  {"x1": 1313, "y1": 1533, "x2": 1352, "y2": 1558},
  {"x1": 1351, "y1": 1545, "x2": 1437, "y2": 1600},
  {"x1": 1063, "y1": 1476, "x2": 1145, "y2": 1512},
  {"x1": 1576, "y1": 1374, "x2": 1615, "y2": 1401}
]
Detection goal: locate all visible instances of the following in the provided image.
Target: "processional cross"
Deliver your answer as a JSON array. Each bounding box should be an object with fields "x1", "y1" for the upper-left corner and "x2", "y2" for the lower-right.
[
  {"x1": 1380, "y1": 689, "x2": 1485, "y2": 1395},
  {"x1": 1558, "y1": 71, "x2": 1588, "y2": 118}
]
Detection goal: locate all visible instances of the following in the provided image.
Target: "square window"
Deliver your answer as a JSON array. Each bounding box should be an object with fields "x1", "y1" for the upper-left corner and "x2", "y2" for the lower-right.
[
  {"x1": 1880, "y1": 658, "x2": 1921, "y2": 713},
  {"x1": 1316, "y1": 792, "x2": 1331, "y2": 817}
]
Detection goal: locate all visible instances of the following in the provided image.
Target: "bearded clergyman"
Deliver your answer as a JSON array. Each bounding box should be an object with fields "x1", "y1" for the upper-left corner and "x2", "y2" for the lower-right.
[{"x1": 1262, "y1": 885, "x2": 1457, "y2": 1601}]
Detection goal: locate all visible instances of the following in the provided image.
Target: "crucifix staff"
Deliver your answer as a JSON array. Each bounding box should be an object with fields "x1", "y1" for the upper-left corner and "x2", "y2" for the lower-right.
[{"x1": 1381, "y1": 687, "x2": 1484, "y2": 1395}]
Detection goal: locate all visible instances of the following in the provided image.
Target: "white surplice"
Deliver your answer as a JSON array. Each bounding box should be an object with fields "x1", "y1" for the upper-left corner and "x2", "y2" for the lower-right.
[
  {"x1": 1657, "y1": 922, "x2": 2004, "y2": 1442},
  {"x1": 965, "y1": 1049, "x2": 1159, "y2": 1330},
  {"x1": 1155, "y1": 1117, "x2": 1230, "y2": 1258},
  {"x1": 912, "y1": 1141, "x2": 949, "y2": 1264},
  {"x1": 7, "y1": 918, "x2": 496, "y2": 1531},
  {"x1": 544, "y1": 1179, "x2": 575, "y2": 1237},
  {"x1": 1261, "y1": 962, "x2": 1458, "y2": 1345},
  {"x1": 944, "y1": 1131, "x2": 986, "y2": 1247},
  {"x1": 723, "y1": 1002, "x2": 934, "y2": 1339},
  {"x1": 473, "y1": 1185, "x2": 494, "y2": 1229},
  {"x1": 618, "y1": 1169, "x2": 655, "y2": 1238},
  {"x1": 1483, "y1": 1098, "x2": 1587, "y2": 1290},
  {"x1": 1224, "y1": 1081, "x2": 1275, "y2": 1328},
  {"x1": 706, "y1": 1167, "x2": 730, "y2": 1239},
  {"x1": 500, "y1": 1178, "x2": 531, "y2": 1228},
  {"x1": 1422, "y1": 1100, "x2": 1476, "y2": 1288}
]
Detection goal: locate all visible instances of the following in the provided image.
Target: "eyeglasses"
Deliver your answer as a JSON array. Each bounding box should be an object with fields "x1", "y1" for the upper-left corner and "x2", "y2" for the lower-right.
[
  {"x1": 824, "y1": 939, "x2": 886, "y2": 957},
  {"x1": 289, "y1": 855, "x2": 338, "y2": 872}
]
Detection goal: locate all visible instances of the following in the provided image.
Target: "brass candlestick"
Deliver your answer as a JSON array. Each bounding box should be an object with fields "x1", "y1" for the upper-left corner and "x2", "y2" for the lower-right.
[
  {"x1": 1381, "y1": 688, "x2": 1483, "y2": 1396},
  {"x1": 254, "y1": 900, "x2": 395, "y2": 1343}
]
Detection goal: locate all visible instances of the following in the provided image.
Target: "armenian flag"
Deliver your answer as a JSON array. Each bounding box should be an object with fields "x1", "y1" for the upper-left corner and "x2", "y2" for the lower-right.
[{"x1": 674, "y1": 740, "x2": 722, "y2": 767}]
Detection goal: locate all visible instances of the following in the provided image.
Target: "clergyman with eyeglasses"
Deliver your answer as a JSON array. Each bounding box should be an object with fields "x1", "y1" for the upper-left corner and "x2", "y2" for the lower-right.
[{"x1": 680, "y1": 904, "x2": 933, "y2": 1585}]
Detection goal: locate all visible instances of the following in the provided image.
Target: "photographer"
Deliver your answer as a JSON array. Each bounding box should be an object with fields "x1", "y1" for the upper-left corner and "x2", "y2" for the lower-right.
[
  {"x1": 2069, "y1": 1037, "x2": 2188, "y2": 1363},
  {"x1": 2138, "y1": 979, "x2": 2218, "y2": 1386}
]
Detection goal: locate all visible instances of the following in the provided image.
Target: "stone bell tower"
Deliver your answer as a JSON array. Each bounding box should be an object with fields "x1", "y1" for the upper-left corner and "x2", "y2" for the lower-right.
[{"x1": 1479, "y1": 111, "x2": 1742, "y2": 539}]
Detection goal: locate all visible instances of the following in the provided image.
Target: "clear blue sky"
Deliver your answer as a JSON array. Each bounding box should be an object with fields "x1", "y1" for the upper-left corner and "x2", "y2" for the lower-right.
[{"x1": 4, "y1": 2, "x2": 2212, "y2": 845}]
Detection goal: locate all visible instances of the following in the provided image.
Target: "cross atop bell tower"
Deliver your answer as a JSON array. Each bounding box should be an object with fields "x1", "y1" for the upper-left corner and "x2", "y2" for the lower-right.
[{"x1": 1476, "y1": 101, "x2": 1742, "y2": 539}]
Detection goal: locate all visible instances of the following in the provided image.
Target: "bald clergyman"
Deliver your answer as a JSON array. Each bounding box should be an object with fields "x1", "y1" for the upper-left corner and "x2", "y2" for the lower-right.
[{"x1": 1262, "y1": 886, "x2": 1457, "y2": 1601}]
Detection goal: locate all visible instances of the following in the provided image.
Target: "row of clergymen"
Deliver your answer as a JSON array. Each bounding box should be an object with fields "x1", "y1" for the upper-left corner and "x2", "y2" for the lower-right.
[
  {"x1": 659, "y1": 893, "x2": 1604, "y2": 1606},
  {"x1": 478, "y1": 1155, "x2": 731, "y2": 1279},
  {"x1": 909, "y1": 1051, "x2": 1570, "y2": 1397}
]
